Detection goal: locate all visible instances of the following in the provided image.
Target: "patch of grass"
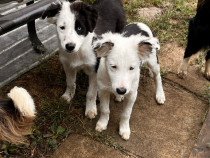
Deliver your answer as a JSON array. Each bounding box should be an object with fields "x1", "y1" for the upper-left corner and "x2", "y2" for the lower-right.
[
  {"x1": 194, "y1": 52, "x2": 206, "y2": 70},
  {"x1": 124, "y1": 0, "x2": 196, "y2": 46}
]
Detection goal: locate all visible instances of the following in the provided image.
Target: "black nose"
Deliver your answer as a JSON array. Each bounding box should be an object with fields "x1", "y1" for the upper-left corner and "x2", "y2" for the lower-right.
[
  {"x1": 116, "y1": 88, "x2": 127, "y2": 95},
  {"x1": 65, "y1": 43, "x2": 75, "y2": 52}
]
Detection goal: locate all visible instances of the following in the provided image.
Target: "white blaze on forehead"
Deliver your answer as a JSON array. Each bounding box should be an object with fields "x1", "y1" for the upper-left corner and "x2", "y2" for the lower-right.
[{"x1": 58, "y1": 1, "x2": 75, "y2": 29}]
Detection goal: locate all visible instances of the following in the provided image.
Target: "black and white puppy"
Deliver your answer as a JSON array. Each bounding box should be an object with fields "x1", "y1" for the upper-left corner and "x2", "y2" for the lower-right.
[
  {"x1": 178, "y1": 0, "x2": 210, "y2": 80},
  {"x1": 42, "y1": 0, "x2": 126, "y2": 119},
  {"x1": 93, "y1": 22, "x2": 165, "y2": 140}
]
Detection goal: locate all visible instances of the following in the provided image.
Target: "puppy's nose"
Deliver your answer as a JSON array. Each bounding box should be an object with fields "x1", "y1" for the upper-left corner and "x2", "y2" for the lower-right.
[
  {"x1": 116, "y1": 88, "x2": 127, "y2": 95},
  {"x1": 65, "y1": 43, "x2": 75, "y2": 52}
]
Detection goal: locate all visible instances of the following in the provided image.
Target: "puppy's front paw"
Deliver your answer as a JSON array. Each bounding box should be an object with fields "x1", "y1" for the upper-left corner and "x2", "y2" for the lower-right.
[
  {"x1": 85, "y1": 108, "x2": 97, "y2": 119},
  {"x1": 119, "y1": 128, "x2": 130, "y2": 140},
  {"x1": 115, "y1": 95, "x2": 124, "y2": 102},
  {"x1": 156, "y1": 91, "x2": 165, "y2": 105},
  {"x1": 178, "y1": 64, "x2": 188, "y2": 79},
  {"x1": 95, "y1": 121, "x2": 107, "y2": 132},
  {"x1": 61, "y1": 93, "x2": 71, "y2": 103}
]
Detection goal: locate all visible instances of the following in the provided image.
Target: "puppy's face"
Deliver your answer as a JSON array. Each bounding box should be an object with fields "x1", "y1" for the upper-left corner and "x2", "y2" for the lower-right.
[
  {"x1": 94, "y1": 35, "x2": 154, "y2": 95},
  {"x1": 42, "y1": 1, "x2": 97, "y2": 53},
  {"x1": 106, "y1": 44, "x2": 140, "y2": 95}
]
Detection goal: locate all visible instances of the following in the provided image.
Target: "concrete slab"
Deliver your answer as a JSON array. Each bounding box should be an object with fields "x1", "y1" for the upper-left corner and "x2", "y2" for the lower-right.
[
  {"x1": 190, "y1": 109, "x2": 210, "y2": 158},
  {"x1": 52, "y1": 134, "x2": 128, "y2": 158},
  {"x1": 53, "y1": 74, "x2": 208, "y2": 158},
  {"x1": 98, "y1": 76, "x2": 208, "y2": 158}
]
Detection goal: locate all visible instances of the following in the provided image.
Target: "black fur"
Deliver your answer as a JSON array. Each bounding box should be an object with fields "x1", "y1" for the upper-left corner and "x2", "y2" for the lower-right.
[
  {"x1": 93, "y1": 0, "x2": 126, "y2": 35},
  {"x1": 183, "y1": 0, "x2": 210, "y2": 60},
  {"x1": 42, "y1": 2, "x2": 61, "y2": 19},
  {"x1": 71, "y1": 2, "x2": 98, "y2": 35},
  {"x1": 121, "y1": 23, "x2": 149, "y2": 37},
  {"x1": 0, "y1": 98, "x2": 20, "y2": 118}
]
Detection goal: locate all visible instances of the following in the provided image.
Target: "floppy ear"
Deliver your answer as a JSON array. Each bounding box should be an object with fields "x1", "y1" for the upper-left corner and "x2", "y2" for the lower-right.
[
  {"x1": 138, "y1": 41, "x2": 153, "y2": 59},
  {"x1": 94, "y1": 42, "x2": 114, "y2": 57},
  {"x1": 42, "y1": 1, "x2": 62, "y2": 20}
]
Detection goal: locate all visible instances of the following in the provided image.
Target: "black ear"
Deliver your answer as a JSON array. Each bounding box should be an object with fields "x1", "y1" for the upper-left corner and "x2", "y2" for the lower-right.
[
  {"x1": 42, "y1": 2, "x2": 62, "y2": 19},
  {"x1": 70, "y1": 2, "x2": 98, "y2": 33}
]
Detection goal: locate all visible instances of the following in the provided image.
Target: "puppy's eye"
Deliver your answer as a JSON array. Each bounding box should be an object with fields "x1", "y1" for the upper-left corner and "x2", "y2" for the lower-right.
[
  {"x1": 111, "y1": 65, "x2": 117, "y2": 69},
  {"x1": 60, "y1": 26, "x2": 65, "y2": 30},
  {"x1": 130, "y1": 67, "x2": 134, "y2": 70},
  {"x1": 77, "y1": 27, "x2": 82, "y2": 31}
]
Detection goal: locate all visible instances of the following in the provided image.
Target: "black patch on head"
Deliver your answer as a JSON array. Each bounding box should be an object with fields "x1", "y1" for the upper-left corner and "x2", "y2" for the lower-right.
[
  {"x1": 42, "y1": 2, "x2": 61, "y2": 19},
  {"x1": 70, "y1": 2, "x2": 98, "y2": 36},
  {"x1": 121, "y1": 23, "x2": 149, "y2": 37}
]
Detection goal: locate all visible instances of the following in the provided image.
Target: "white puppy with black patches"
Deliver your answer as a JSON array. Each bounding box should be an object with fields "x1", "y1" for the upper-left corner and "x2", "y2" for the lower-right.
[
  {"x1": 93, "y1": 23, "x2": 165, "y2": 140},
  {"x1": 42, "y1": 0, "x2": 126, "y2": 119}
]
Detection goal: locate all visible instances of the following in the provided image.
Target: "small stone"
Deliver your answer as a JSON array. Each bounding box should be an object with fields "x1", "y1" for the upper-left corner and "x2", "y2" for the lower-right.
[{"x1": 139, "y1": 7, "x2": 162, "y2": 20}]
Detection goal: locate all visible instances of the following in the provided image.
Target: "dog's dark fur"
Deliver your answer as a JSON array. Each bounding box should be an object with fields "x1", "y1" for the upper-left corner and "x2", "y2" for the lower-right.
[
  {"x1": 93, "y1": 0, "x2": 126, "y2": 35},
  {"x1": 184, "y1": 0, "x2": 210, "y2": 59},
  {"x1": 178, "y1": 0, "x2": 210, "y2": 79}
]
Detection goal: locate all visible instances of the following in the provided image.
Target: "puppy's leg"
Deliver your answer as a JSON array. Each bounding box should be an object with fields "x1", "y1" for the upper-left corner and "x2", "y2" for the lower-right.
[
  {"x1": 147, "y1": 54, "x2": 165, "y2": 104},
  {"x1": 96, "y1": 90, "x2": 110, "y2": 132},
  {"x1": 85, "y1": 73, "x2": 97, "y2": 119},
  {"x1": 178, "y1": 20, "x2": 203, "y2": 78},
  {"x1": 119, "y1": 91, "x2": 137, "y2": 140},
  {"x1": 61, "y1": 62, "x2": 76, "y2": 103},
  {"x1": 205, "y1": 51, "x2": 210, "y2": 80}
]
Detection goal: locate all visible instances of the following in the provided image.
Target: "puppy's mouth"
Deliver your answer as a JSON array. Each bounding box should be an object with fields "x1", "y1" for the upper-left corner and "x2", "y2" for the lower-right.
[{"x1": 66, "y1": 49, "x2": 74, "y2": 53}]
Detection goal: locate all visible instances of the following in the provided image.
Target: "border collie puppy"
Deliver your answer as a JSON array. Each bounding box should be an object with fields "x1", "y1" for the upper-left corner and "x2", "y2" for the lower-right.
[
  {"x1": 178, "y1": 0, "x2": 210, "y2": 80},
  {"x1": 93, "y1": 22, "x2": 165, "y2": 140},
  {"x1": 42, "y1": 0, "x2": 126, "y2": 119},
  {"x1": 0, "y1": 87, "x2": 36, "y2": 144}
]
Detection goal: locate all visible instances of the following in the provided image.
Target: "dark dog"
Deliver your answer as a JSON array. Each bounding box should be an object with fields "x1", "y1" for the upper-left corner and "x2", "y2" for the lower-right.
[
  {"x1": 0, "y1": 87, "x2": 36, "y2": 144},
  {"x1": 178, "y1": 0, "x2": 210, "y2": 80}
]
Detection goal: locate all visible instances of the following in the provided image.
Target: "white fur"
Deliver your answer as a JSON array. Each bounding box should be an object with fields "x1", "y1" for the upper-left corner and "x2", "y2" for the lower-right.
[
  {"x1": 57, "y1": 1, "x2": 85, "y2": 52},
  {"x1": 7, "y1": 86, "x2": 36, "y2": 117},
  {"x1": 50, "y1": 1, "x2": 98, "y2": 119},
  {"x1": 93, "y1": 31, "x2": 165, "y2": 140}
]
